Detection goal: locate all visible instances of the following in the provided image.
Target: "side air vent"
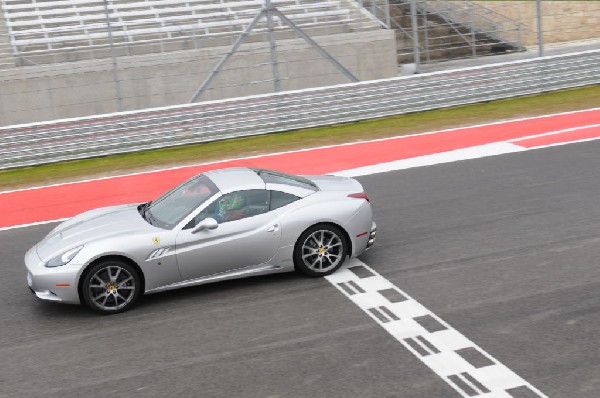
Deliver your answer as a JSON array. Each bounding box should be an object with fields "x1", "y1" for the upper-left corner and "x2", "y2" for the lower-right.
[{"x1": 146, "y1": 247, "x2": 172, "y2": 261}]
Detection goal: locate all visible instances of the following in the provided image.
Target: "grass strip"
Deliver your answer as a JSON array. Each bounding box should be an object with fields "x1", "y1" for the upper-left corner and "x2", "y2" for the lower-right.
[{"x1": 1, "y1": 85, "x2": 599, "y2": 191}]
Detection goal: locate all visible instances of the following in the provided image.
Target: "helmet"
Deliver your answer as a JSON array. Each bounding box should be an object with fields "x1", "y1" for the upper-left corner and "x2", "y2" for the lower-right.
[{"x1": 218, "y1": 193, "x2": 246, "y2": 213}]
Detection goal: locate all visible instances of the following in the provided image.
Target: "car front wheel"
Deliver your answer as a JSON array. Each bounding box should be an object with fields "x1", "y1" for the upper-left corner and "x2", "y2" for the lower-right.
[
  {"x1": 81, "y1": 260, "x2": 141, "y2": 314},
  {"x1": 294, "y1": 224, "x2": 348, "y2": 277}
]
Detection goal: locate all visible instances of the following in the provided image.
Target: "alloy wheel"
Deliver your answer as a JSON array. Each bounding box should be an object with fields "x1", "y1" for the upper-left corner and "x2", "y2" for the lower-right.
[
  {"x1": 301, "y1": 230, "x2": 344, "y2": 273},
  {"x1": 88, "y1": 265, "x2": 136, "y2": 312}
]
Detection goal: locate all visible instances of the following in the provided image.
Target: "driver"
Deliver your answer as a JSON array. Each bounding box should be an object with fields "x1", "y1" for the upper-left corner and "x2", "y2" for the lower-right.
[{"x1": 215, "y1": 193, "x2": 247, "y2": 222}]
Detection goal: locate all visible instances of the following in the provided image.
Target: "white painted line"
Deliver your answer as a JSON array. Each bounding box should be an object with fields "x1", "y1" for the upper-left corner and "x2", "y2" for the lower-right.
[
  {"x1": 521, "y1": 135, "x2": 600, "y2": 150},
  {"x1": 507, "y1": 123, "x2": 600, "y2": 143},
  {"x1": 0, "y1": 218, "x2": 67, "y2": 232},
  {"x1": 326, "y1": 259, "x2": 548, "y2": 398},
  {"x1": 2, "y1": 107, "x2": 598, "y2": 195},
  {"x1": 332, "y1": 142, "x2": 526, "y2": 177}
]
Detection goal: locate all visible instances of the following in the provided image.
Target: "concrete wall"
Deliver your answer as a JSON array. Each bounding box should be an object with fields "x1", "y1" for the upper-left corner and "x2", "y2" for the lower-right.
[
  {"x1": 0, "y1": 29, "x2": 397, "y2": 127},
  {"x1": 474, "y1": 1, "x2": 600, "y2": 46}
]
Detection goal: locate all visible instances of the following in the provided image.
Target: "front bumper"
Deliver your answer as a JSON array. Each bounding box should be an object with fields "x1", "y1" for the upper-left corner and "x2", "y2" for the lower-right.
[{"x1": 25, "y1": 246, "x2": 81, "y2": 304}]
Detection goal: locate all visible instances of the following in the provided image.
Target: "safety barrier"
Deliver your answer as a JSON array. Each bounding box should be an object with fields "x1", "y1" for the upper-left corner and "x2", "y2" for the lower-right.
[{"x1": 0, "y1": 49, "x2": 598, "y2": 170}]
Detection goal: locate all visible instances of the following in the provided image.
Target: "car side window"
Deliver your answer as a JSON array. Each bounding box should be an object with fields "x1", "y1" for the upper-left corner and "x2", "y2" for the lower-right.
[
  {"x1": 186, "y1": 190, "x2": 270, "y2": 228},
  {"x1": 270, "y1": 190, "x2": 300, "y2": 210}
]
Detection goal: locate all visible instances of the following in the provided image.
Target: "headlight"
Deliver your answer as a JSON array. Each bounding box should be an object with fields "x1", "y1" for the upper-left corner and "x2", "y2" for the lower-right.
[{"x1": 45, "y1": 246, "x2": 84, "y2": 268}]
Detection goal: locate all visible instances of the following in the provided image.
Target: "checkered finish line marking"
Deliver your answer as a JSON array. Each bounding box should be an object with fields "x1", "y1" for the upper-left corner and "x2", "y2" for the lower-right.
[{"x1": 326, "y1": 259, "x2": 548, "y2": 398}]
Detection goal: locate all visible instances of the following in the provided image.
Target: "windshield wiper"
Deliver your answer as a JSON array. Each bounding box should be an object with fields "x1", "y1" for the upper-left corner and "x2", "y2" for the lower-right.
[{"x1": 139, "y1": 201, "x2": 153, "y2": 225}]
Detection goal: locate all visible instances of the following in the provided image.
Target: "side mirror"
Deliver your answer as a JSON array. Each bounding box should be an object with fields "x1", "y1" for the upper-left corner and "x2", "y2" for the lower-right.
[{"x1": 192, "y1": 217, "x2": 218, "y2": 233}]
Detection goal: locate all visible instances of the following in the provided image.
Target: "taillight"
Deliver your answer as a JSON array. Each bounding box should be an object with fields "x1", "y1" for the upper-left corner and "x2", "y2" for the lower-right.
[{"x1": 348, "y1": 192, "x2": 370, "y2": 202}]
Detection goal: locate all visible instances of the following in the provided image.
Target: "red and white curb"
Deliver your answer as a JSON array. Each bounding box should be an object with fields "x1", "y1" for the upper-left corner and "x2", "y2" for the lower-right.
[
  {"x1": 0, "y1": 108, "x2": 600, "y2": 230},
  {"x1": 2, "y1": 107, "x2": 600, "y2": 230},
  {"x1": 327, "y1": 259, "x2": 548, "y2": 397},
  {"x1": 334, "y1": 122, "x2": 600, "y2": 178}
]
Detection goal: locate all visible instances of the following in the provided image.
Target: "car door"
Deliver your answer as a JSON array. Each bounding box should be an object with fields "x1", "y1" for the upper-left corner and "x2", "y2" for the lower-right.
[{"x1": 175, "y1": 190, "x2": 282, "y2": 281}]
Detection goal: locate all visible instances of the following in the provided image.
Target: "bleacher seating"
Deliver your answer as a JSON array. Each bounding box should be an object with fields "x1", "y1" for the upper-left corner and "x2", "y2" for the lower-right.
[{"x1": 0, "y1": 0, "x2": 376, "y2": 64}]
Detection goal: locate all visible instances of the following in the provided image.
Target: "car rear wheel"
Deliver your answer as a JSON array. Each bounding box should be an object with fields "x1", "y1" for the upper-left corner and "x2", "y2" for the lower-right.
[
  {"x1": 294, "y1": 224, "x2": 348, "y2": 277},
  {"x1": 81, "y1": 260, "x2": 141, "y2": 314}
]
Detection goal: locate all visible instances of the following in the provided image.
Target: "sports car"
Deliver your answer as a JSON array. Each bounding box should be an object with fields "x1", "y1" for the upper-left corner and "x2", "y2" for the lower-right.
[{"x1": 25, "y1": 168, "x2": 376, "y2": 314}]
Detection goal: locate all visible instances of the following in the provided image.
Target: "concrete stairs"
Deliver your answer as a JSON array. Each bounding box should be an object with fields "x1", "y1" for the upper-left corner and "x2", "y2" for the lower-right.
[{"x1": 374, "y1": 1, "x2": 522, "y2": 64}]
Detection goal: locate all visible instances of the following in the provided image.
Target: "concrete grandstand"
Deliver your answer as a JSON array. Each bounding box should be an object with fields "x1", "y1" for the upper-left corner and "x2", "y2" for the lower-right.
[
  {"x1": 0, "y1": 0, "x2": 397, "y2": 125},
  {"x1": 3, "y1": 0, "x2": 597, "y2": 127},
  {"x1": 0, "y1": 0, "x2": 380, "y2": 65}
]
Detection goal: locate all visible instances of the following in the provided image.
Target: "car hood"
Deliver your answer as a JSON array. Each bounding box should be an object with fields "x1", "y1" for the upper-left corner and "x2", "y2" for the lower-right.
[{"x1": 36, "y1": 203, "x2": 154, "y2": 262}]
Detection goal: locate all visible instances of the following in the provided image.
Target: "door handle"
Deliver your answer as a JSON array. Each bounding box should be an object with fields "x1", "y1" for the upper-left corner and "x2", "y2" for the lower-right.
[{"x1": 267, "y1": 224, "x2": 279, "y2": 232}]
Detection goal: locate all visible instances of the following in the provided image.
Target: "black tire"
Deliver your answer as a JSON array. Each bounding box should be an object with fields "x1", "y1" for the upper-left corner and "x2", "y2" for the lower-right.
[
  {"x1": 293, "y1": 224, "x2": 348, "y2": 277},
  {"x1": 81, "y1": 259, "x2": 142, "y2": 315}
]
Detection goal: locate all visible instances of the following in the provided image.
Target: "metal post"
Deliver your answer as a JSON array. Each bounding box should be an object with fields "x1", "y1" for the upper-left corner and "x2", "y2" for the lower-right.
[
  {"x1": 384, "y1": 0, "x2": 391, "y2": 29},
  {"x1": 371, "y1": 0, "x2": 377, "y2": 19},
  {"x1": 536, "y1": 0, "x2": 544, "y2": 56},
  {"x1": 190, "y1": 10, "x2": 265, "y2": 102},
  {"x1": 423, "y1": 0, "x2": 430, "y2": 63},
  {"x1": 103, "y1": 0, "x2": 123, "y2": 112},
  {"x1": 470, "y1": 6, "x2": 476, "y2": 57},
  {"x1": 517, "y1": 23, "x2": 522, "y2": 52},
  {"x1": 410, "y1": 0, "x2": 420, "y2": 73},
  {"x1": 265, "y1": 0, "x2": 281, "y2": 92}
]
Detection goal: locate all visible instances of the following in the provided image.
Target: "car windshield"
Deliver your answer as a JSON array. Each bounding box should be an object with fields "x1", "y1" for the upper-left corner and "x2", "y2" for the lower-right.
[{"x1": 147, "y1": 174, "x2": 219, "y2": 229}]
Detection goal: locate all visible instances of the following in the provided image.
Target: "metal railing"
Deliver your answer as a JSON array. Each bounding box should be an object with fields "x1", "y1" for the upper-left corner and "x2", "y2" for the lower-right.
[{"x1": 0, "y1": 49, "x2": 598, "y2": 170}]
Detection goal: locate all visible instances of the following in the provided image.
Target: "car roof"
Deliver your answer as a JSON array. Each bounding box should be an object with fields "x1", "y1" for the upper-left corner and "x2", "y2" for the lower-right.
[{"x1": 204, "y1": 167, "x2": 264, "y2": 193}]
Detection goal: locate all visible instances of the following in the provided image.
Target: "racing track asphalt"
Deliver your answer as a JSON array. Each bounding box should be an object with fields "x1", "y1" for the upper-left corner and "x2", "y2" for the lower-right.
[{"x1": 1, "y1": 140, "x2": 599, "y2": 397}]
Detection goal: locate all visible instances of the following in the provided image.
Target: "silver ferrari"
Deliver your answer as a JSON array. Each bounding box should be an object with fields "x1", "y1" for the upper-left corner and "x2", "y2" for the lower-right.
[{"x1": 25, "y1": 168, "x2": 376, "y2": 314}]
